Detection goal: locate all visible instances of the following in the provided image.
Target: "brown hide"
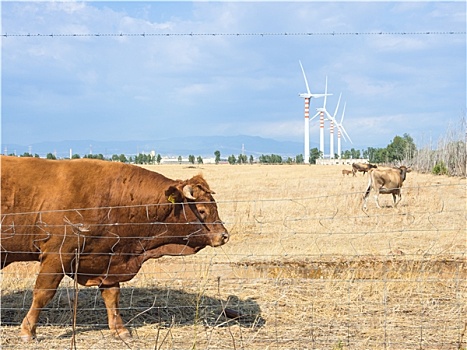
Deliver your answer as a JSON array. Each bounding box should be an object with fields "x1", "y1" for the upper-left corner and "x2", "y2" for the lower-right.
[
  {"x1": 352, "y1": 162, "x2": 377, "y2": 176},
  {"x1": 362, "y1": 166, "x2": 409, "y2": 209},
  {"x1": 0, "y1": 156, "x2": 228, "y2": 340},
  {"x1": 342, "y1": 169, "x2": 352, "y2": 176}
]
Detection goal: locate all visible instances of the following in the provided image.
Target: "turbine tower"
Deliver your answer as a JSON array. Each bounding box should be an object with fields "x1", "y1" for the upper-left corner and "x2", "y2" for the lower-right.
[
  {"x1": 299, "y1": 61, "x2": 330, "y2": 163},
  {"x1": 310, "y1": 76, "x2": 332, "y2": 158}
]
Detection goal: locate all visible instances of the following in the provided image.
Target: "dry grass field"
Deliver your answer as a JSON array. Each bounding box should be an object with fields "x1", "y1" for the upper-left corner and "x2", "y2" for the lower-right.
[{"x1": 1, "y1": 164, "x2": 466, "y2": 349}]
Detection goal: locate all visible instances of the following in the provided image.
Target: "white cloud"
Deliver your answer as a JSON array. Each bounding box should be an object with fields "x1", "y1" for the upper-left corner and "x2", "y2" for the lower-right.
[{"x1": 341, "y1": 74, "x2": 396, "y2": 97}]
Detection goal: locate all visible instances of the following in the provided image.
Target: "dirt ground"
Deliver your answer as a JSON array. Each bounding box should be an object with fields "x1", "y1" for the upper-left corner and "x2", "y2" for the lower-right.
[{"x1": 1, "y1": 164, "x2": 466, "y2": 349}]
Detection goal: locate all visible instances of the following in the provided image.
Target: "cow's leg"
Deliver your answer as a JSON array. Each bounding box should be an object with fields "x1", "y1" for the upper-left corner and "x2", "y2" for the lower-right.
[
  {"x1": 100, "y1": 283, "x2": 131, "y2": 339},
  {"x1": 374, "y1": 193, "x2": 382, "y2": 209},
  {"x1": 362, "y1": 181, "x2": 372, "y2": 210},
  {"x1": 20, "y1": 264, "x2": 64, "y2": 341},
  {"x1": 392, "y1": 192, "x2": 401, "y2": 207},
  {"x1": 362, "y1": 194, "x2": 369, "y2": 209}
]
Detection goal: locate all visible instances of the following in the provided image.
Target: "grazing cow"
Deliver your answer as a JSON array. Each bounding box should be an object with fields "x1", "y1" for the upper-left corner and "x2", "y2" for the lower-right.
[
  {"x1": 342, "y1": 169, "x2": 352, "y2": 176},
  {"x1": 352, "y1": 162, "x2": 377, "y2": 176},
  {"x1": 0, "y1": 156, "x2": 229, "y2": 341},
  {"x1": 362, "y1": 165, "x2": 410, "y2": 209}
]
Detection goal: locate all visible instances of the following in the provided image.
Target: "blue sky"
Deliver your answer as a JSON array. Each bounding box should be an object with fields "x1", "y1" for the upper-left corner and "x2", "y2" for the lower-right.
[{"x1": 2, "y1": 1, "x2": 466, "y2": 153}]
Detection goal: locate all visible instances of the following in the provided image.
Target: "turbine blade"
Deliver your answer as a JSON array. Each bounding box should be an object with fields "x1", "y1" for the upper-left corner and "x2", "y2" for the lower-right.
[
  {"x1": 340, "y1": 102, "x2": 347, "y2": 123},
  {"x1": 340, "y1": 125, "x2": 352, "y2": 144},
  {"x1": 309, "y1": 111, "x2": 320, "y2": 121},
  {"x1": 324, "y1": 110, "x2": 336, "y2": 123},
  {"x1": 299, "y1": 60, "x2": 311, "y2": 95},
  {"x1": 323, "y1": 76, "x2": 328, "y2": 108},
  {"x1": 336, "y1": 122, "x2": 348, "y2": 142},
  {"x1": 339, "y1": 129, "x2": 348, "y2": 142},
  {"x1": 333, "y1": 93, "x2": 342, "y2": 118},
  {"x1": 312, "y1": 93, "x2": 332, "y2": 99}
]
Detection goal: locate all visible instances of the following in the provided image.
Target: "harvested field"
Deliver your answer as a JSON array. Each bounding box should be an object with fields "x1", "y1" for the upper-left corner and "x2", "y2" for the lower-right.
[{"x1": 1, "y1": 164, "x2": 466, "y2": 349}]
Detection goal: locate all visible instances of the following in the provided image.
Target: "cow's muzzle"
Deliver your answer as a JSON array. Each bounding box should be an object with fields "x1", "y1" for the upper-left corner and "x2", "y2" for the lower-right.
[{"x1": 211, "y1": 230, "x2": 229, "y2": 247}]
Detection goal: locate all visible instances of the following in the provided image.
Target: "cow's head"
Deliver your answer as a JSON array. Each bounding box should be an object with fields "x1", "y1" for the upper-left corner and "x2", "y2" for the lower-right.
[
  {"x1": 397, "y1": 165, "x2": 411, "y2": 182},
  {"x1": 164, "y1": 175, "x2": 229, "y2": 249}
]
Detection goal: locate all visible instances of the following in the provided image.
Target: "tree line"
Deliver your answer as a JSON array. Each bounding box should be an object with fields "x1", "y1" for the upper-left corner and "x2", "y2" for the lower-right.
[{"x1": 8, "y1": 122, "x2": 466, "y2": 176}]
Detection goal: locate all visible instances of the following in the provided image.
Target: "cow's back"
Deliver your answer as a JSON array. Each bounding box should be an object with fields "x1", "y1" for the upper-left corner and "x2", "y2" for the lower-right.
[
  {"x1": 2, "y1": 156, "x2": 170, "y2": 211},
  {"x1": 368, "y1": 167, "x2": 403, "y2": 192}
]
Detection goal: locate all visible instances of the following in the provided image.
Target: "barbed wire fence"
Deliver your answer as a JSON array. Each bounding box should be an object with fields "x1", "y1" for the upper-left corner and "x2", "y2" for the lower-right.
[
  {"x1": 1, "y1": 182, "x2": 465, "y2": 349},
  {"x1": 2, "y1": 31, "x2": 465, "y2": 38}
]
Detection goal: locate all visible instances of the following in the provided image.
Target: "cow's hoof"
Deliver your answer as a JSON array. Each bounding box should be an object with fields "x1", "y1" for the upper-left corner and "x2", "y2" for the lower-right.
[
  {"x1": 114, "y1": 330, "x2": 132, "y2": 340},
  {"x1": 20, "y1": 334, "x2": 34, "y2": 342}
]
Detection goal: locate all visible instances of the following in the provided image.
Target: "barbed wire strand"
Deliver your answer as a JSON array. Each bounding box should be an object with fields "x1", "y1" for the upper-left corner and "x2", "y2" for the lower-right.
[{"x1": 2, "y1": 31, "x2": 466, "y2": 38}]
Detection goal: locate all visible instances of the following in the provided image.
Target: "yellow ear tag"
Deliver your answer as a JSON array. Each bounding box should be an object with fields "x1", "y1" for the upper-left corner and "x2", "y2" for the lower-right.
[{"x1": 167, "y1": 194, "x2": 176, "y2": 204}]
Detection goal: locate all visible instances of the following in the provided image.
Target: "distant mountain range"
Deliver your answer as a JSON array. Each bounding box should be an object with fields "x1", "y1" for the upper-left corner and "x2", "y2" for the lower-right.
[{"x1": 2, "y1": 135, "x2": 313, "y2": 159}]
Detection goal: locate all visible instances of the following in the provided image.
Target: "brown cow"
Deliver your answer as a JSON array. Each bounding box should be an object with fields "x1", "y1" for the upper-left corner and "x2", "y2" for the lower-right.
[
  {"x1": 362, "y1": 165, "x2": 410, "y2": 209},
  {"x1": 342, "y1": 169, "x2": 352, "y2": 176},
  {"x1": 1, "y1": 156, "x2": 229, "y2": 341},
  {"x1": 352, "y1": 162, "x2": 377, "y2": 176}
]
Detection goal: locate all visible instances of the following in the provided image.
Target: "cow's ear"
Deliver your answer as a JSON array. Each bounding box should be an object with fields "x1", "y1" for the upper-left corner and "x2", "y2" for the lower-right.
[{"x1": 165, "y1": 186, "x2": 183, "y2": 204}]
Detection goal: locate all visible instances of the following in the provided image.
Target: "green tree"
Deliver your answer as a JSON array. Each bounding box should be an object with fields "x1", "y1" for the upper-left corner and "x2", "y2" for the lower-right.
[
  {"x1": 156, "y1": 154, "x2": 162, "y2": 164},
  {"x1": 386, "y1": 133, "x2": 416, "y2": 162},
  {"x1": 178, "y1": 156, "x2": 182, "y2": 164},
  {"x1": 237, "y1": 154, "x2": 247, "y2": 164},
  {"x1": 214, "y1": 150, "x2": 221, "y2": 164},
  {"x1": 197, "y1": 156, "x2": 203, "y2": 165},
  {"x1": 309, "y1": 148, "x2": 321, "y2": 164},
  {"x1": 295, "y1": 154, "x2": 304, "y2": 164},
  {"x1": 349, "y1": 148, "x2": 361, "y2": 159},
  {"x1": 84, "y1": 154, "x2": 105, "y2": 160},
  {"x1": 259, "y1": 154, "x2": 283, "y2": 164},
  {"x1": 386, "y1": 135, "x2": 406, "y2": 162},
  {"x1": 228, "y1": 154, "x2": 236, "y2": 165},
  {"x1": 46, "y1": 153, "x2": 56, "y2": 160},
  {"x1": 432, "y1": 161, "x2": 448, "y2": 175},
  {"x1": 249, "y1": 155, "x2": 254, "y2": 164},
  {"x1": 188, "y1": 155, "x2": 195, "y2": 164}
]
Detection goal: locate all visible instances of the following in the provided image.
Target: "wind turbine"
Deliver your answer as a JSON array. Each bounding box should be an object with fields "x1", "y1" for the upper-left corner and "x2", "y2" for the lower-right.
[
  {"x1": 309, "y1": 76, "x2": 333, "y2": 158},
  {"x1": 335, "y1": 101, "x2": 352, "y2": 158},
  {"x1": 299, "y1": 61, "x2": 331, "y2": 163},
  {"x1": 328, "y1": 93, "x2": 342, "y2": 159}
]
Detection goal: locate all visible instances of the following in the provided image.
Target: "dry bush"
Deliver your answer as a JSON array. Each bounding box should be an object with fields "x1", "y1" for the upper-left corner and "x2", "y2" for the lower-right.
[
  {"x1": 411, "y1": 115, "x2": 466, "y2": 176},
  {"x1": 1, "y1": 164, "x2": 466, "y2": 349}
]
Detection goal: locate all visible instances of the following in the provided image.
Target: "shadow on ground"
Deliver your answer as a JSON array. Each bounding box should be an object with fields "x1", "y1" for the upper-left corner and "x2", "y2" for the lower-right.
[{"x1": 1, "y1": 285, "x2": 265, "y2": 334}]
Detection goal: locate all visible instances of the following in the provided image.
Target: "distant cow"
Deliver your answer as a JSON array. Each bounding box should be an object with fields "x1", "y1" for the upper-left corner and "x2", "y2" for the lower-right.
[
  {"x1": 1, "y1": 156, "x2": 229, "y2": 341},
  {"x1": 352, "y1": 162, "x2": 377, "y2": 176},
  {"x1": 342, "y1": 169, "x2": 352, "y2": 176},
  {"x1": 362, "y1": 165, "x2": 410, "y2": 209}
]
